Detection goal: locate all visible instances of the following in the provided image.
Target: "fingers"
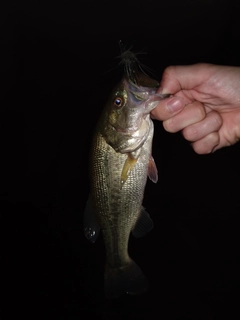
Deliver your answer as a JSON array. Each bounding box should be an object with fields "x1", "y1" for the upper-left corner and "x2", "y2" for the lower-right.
[
  {"x1": 152, "y1": 63, "x2": 225, "y2": 154},
  {"x1": 191, "y1": 132, "x2": 220, "y2": 154},
  {"x1": 151, "y1": 96, "x2": 185, "y2": 120},
  {"x1": 153, "y1": 97, "x2": 223, "y2": 154},
  {"x1": 162, "y1": 101, "x2": 206, "y2": 133},
  {"x1": 183, "y1": 110, "x2": 222, "y2": 154},
  {"x1": 182, "y1": 111, "x2": 223, "y2": 142},
  {"x1": 158, "y1": 63, "x2": 214, "y2": 95}
]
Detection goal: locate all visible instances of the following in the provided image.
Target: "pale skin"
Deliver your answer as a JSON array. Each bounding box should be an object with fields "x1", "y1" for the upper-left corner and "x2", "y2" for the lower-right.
[{"x1": 151, "y1": 63, "x2": 240, "y2": 154}]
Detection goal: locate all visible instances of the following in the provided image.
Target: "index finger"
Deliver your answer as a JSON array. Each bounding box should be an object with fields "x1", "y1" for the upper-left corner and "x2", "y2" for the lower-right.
[{"x1": 158, "y1": 63, "x2": 214, "y2": 95}]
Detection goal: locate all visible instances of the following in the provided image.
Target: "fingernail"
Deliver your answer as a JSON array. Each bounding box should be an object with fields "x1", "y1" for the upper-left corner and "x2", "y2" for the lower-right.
[
  {"x1": 158, "y1": 87, "x2": 171, "y2": 95},
  {"x1": 167, "y1": 97, "x2": 184, "y2": 112},
  {"x1": 157, "y1": 86, "x2": 163, "y2": 94}
]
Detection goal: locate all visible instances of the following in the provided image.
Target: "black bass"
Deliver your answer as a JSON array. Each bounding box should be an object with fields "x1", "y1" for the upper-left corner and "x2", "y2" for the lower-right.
[{"x1": 84, "y1": 50, "x2": 169, "y2": 298}]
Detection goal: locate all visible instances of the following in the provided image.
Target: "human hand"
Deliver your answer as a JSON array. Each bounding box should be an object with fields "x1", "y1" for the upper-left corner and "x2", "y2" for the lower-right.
[{"x1": 152, "y1": 63, "x2": 240, "y2": 154}]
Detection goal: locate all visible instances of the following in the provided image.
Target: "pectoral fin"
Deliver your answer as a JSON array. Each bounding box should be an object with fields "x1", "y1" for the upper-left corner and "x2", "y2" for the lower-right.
[
  {"x1": 148, "y1": 156, "x2": 158, "y2": 183},
  {"x1": 132, "y1": 206, "x2": 154, "y2": 238},
  {"x1": 83, "y1": 195, "x2": 100, "y2": 243},
  {"x1": 121, "y1": 155, "x2": 138, "y2": 185}
]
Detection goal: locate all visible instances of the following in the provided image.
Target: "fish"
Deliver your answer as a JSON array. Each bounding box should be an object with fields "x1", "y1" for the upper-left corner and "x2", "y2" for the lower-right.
[{"x1": 84, "y1": 46, "x2": 169, "y2": 299}]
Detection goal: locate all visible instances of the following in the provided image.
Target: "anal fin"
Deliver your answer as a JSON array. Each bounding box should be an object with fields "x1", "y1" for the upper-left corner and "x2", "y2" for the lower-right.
[{"x1": 132, "y1": 206, "x2": 154, "y2": 238}]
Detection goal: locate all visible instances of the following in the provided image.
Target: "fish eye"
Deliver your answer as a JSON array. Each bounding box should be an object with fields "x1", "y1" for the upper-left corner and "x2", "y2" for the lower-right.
[{"x1": 113, "y1": 97, "x2": 123, "y2": 108}]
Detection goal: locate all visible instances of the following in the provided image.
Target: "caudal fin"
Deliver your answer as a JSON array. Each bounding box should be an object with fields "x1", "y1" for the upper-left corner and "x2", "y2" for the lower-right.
[{"x1": 104, "y1": 259, "x2": 149, "y2": 299}]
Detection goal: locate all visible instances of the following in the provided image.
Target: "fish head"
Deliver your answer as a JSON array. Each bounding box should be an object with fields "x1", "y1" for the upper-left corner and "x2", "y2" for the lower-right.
[
  {"x1": 100, "y1": 76, "x2": 168, "y2": 153},
  {"x1": 108, "y1": 79, "x2": 159, "y2": 131}
]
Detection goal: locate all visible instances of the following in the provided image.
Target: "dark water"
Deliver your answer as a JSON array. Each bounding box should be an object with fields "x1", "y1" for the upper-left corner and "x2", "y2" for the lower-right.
[{"x1": 1, "y1": 1, "x2": 240, "y2": 318}]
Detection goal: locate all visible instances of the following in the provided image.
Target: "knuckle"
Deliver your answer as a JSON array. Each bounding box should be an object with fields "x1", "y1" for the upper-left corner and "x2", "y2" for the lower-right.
[
  {"x1": 211, "y1": 112, "x2": 223, "y2": 128},
  {"x1": 163, "y1": 118, "x2": 177, "y2": 133},
  {"x1": 208, "y1": 131, "x2": 220, "y2": 145},
  {"x1": 192, "y1": 132, "x2": 220, "y2": 154},
  {"x1": 192, "y1": 144, "x2": 206, "y2": 155},
  {"x1": 194, "y1": 103, "x2": 206, "y2": 120},
  {"x1": 182, "y1": 126, "x2": 198, "y2": 141},
  {"x1": 164, "y1": 65, "x2": 175, "y2": 77}
]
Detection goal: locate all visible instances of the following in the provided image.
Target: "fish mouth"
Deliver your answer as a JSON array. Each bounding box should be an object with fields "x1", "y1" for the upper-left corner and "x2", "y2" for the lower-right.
[
  {"x1": 111, "y1": 125, "x2": 140, "y2": 136},
  {"x1": 124, "y1": 79, "x2": 157, "y2": 101},
  {"x1": 112, "y1": 114, "x2": 149, "y2": 135},
  {"x1": 115, "y1": 127, "x2": 136, "y2": 134},
  {"x1": 114, "y1": 122, "x2": 144, "y2": 135},
  {"x1": 110, "y1": 117, "x2": 152, "y2": 153}
]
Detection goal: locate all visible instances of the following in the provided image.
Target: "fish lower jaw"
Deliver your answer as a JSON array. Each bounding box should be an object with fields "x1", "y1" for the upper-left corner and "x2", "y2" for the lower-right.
[{"x1": 114, "y1": 126, "x2": 140, "y2": 135}]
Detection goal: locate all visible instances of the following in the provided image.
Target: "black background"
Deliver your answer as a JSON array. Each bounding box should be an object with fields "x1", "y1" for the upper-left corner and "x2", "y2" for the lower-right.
[{"x1": 1, "y1": 1, "x2": 240, "y2": 319}]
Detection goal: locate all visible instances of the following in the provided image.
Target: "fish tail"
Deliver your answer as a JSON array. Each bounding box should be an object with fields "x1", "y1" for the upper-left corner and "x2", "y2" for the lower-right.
[{"x1": 104, "y1": 259, "x2": 149, "y2": 299}]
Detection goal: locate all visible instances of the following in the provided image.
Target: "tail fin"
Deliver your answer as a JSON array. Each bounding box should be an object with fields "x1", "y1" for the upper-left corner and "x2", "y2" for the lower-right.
[{"x1": 104, "y1": 259, "x2": 149, "y2": 299}]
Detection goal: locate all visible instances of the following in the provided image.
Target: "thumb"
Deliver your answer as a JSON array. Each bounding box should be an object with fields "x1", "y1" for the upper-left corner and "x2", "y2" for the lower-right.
[
  {"x1": 151, "y1": 96, "x2": 185, "y2": 121},
  {"x1": 158, "y1": 63, "x2": 210, "y2": 95}
]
